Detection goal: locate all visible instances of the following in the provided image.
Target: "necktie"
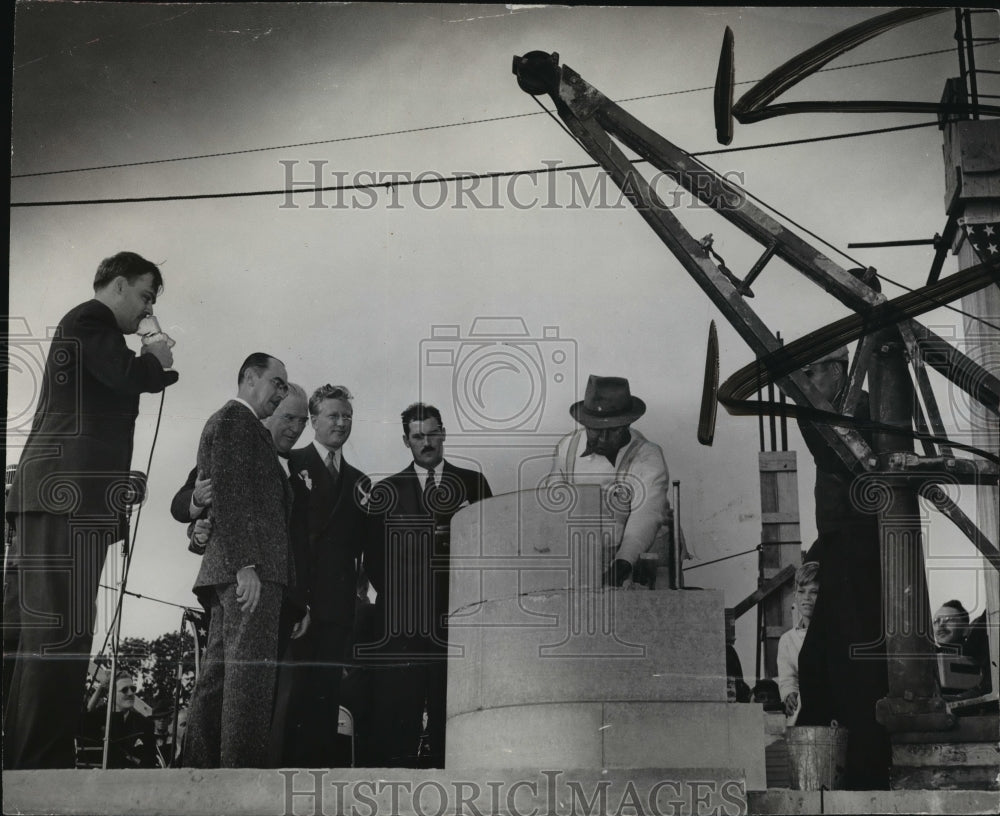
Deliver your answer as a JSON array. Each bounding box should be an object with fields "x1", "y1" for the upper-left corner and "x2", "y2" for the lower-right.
[
  {"x1": 326, "y1": 450, "x2": 340, "y2": 485},
  {"x1": 422, "y1": 469, "x2": 437, "y2": 514}
]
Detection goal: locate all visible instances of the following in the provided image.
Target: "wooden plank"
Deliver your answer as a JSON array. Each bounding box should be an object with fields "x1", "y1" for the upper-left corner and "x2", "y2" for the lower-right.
[
  {"x1": 732, "y1": 563, "x2": 796, "y2": 619},
  {"x1": 758, "y1": 451, "x2": 797, "y2": 472},
  {"x1": 893, "y1": 742, "x2": 1000, "y2": 767},
  {"x1": 761, "y1": 511, "x2": 800, "y2": 524},
  {"x1": 891, "y1": 765, "x2": 999, "y2": 791},
  {"x1": 893, "y1": 715, "x2": 1000, "y2": 744},
  {"x1": 760, "y1": 527, "x2": 802, "y2": 544}
]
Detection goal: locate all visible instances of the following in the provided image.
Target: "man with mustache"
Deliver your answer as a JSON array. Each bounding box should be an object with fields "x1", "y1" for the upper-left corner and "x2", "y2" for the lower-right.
[
  {"x1": 183, "y1": 353, "x2": 294, "y2": 768},
  {"x1": 549, "y1": 375, "x2": 686, "y2": 588},
  {"x1": 364, "y1": 402, "x2": 492, "y2": 767}
]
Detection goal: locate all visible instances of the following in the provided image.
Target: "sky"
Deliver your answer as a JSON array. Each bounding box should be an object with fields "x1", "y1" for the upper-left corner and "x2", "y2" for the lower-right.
[{"x1": 7, "y1": 3, "x2": 999, "y2": 675}]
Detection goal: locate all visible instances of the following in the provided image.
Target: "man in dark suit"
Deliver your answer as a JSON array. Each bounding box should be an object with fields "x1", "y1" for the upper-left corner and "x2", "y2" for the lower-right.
[
  {"x1": 365, "y1": 402, "x2": 492, "y2": 767},
  {"x1": 279, "y1": 384, "x2": 370, "y2": 767},
  {"x1": 4, "y1": 251, "x2": 177, "y2": 769},
  {"x1": 183, "y1": 353, "x2": 293, "y2": 768}
]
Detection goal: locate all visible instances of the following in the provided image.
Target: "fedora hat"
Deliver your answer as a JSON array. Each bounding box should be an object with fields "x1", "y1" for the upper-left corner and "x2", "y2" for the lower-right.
[{"x1": 570, "y1": 375, "x2": 646, "y2": 428}]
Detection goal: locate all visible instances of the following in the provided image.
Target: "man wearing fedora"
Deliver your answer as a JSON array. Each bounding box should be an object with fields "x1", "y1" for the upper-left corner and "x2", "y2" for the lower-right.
[{"x1": 550, "y1": 375, "x2": 687, "y2": 588}]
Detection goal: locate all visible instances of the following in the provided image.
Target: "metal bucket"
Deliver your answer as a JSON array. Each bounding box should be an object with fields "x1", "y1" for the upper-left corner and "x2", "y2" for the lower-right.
[{"x1": 786, "y1": 723, "x2": 849, "y2": 790}]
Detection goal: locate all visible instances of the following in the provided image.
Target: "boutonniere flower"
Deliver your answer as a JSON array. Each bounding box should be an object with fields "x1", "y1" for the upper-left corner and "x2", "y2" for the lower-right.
[{"x1": 298, "y1": 470, "x2": 313, "y2": 491}]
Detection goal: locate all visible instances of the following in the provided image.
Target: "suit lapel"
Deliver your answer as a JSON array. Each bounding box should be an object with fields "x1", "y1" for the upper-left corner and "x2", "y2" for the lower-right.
[{"x1": 324, "y1": 456, "x2": 354, "y2": 524}]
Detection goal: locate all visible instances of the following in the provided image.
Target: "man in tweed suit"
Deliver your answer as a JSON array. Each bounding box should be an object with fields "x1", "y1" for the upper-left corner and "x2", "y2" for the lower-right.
[{"x1": 184, "y1": 352, "x2": 293, "y2": 768}]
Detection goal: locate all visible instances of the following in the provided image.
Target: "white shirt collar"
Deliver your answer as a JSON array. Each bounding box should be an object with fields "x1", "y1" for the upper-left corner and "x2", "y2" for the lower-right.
[
  {"x1": 233, "y1": 397, "x2": 258, "y2": 418},
  {"x1": 313, "y1": 440, "x2": 342, "y2": 470},
  {"x1": 415, "y1": 459, "x2": 445, "y2": 489},
  {"x1": 277, "y1": 455, "x2": 291, "y2": 477},
  {"x1": 576, "y1": 428, "x2": 642, "y2": 467}
]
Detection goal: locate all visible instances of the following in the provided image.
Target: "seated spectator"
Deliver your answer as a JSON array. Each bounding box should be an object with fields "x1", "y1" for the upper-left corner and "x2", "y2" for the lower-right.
[
  {"x1": 79, "y1": 669, "x2": 157, "y2": 768},
  {"x1": 777, "y1": 562, "x2": 819, "y2": 724},
  {"x1": 934, "y1": 600, "x2": 971, "y2": 649},
  {"x1": 752, "y1": 678, "x2": 783, "y2": 712},
  {"x1": 934, "y1": 600, "x2": 992, "y2": 698}
]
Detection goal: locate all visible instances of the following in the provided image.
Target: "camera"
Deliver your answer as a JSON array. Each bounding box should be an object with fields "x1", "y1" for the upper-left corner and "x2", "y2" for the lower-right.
[{"x1": 419, "y1": 317, "x2": 577, "y2": 440}]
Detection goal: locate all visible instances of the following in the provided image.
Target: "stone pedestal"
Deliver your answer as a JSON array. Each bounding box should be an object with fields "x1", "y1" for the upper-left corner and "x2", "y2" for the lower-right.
[{"x1": 446, "y1": 488, "x2": 766, "y2": 790}]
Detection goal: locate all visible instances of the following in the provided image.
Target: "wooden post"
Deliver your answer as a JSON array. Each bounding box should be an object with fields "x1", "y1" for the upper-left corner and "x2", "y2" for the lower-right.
[
  {"x1": 885, "y1": 112, "x2": 999, "y2": 792},
  {"x1": 946, "y1": 119, "x2": 1000, "y2": 704},
  {"x1": 870, "y1": 329, "x2": 952, "y2": 733},
  {"x1": 758, "y1": 451, "x2": 801, "y2": 678}
]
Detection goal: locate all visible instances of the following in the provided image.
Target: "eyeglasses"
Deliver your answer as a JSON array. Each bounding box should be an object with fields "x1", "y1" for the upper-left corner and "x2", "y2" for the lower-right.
[
  {"x1": 118, "y1": 686, "x2": 136, "y2": 694},
  {"x1": 933, "y1": 615, "x2": 965, "y2": 626},
  {"x1": 269, "y1": 377, "x2": 289, "y2": 396}
]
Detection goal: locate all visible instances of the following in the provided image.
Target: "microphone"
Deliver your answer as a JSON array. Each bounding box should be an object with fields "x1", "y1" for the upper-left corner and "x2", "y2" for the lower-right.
[
  {"x1": 137, "y1": 316, "x2": 176, "y2": 372},
  {"x1": 137, "y1": 316, "x2": 176, "y2": 349}
]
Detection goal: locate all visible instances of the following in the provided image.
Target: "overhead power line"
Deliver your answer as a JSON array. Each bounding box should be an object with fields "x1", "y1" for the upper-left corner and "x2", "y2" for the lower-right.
[
  {"x1": 9, "y1": 119, "x2": 948, "y2": 208},
  {"x1": 12, "y1": 41, "x2": 994, "y2": 180}
]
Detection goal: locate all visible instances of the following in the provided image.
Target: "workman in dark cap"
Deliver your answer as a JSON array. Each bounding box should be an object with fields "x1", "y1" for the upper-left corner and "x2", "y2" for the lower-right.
[{"x1": 794, "y1": 345, "x2": 890, "y2": 790}]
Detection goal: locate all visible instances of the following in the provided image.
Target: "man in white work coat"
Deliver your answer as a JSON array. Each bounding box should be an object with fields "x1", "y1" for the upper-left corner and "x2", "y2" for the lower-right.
[{"x1": 549, "y1": 375, "x2": 688, "y2": 587}]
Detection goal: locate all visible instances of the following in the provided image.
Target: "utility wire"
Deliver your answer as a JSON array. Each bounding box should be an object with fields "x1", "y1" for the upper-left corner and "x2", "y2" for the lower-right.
[
  {"x1": 8, "y1": 120, "x2": 950, "y2": 208},
  {"x1": 531, "y1": 94, "x2": 588, "y2": 153},
  {"x1": 12, "y1": 41, "x2": 994, "y2": 180},
  {"x1": 553, "y1": 97, "x2": 1000, "y2": 336},
  {"x1": 730, "y1": 156, "x2": 1000, "y2": 333},
  {"x1": 99, "y1": 583, "x2": 193, "y2": 612},
  {"x1": 684, "y1": 545, "x2": 761, "y2": 571}
]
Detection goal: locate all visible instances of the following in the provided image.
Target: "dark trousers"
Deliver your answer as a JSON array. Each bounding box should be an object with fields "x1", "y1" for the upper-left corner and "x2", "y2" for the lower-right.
[
  {"x1": 282, "y1": 619, "x2": 351, "y2": 767},
  {"x1": 184, "y1": 580, "x2": 282, "y2": 768},
  {"x1": 3, "y1": 512, "x2": 112, "y2": 769},
  {"x1": 267, "y1": 602, "x2": 298, "y2": 767},
  {"x1": 367, "y1": 651, "x2": 446, "y2": 768},
  {"x1": 798, "y1": 526, "x2": 890, "y2": 790}
]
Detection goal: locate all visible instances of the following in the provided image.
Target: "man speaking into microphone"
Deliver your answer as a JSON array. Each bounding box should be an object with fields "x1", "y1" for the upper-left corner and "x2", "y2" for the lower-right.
[{"x1": 4, "y1": 251, "x2": 178, "y2": 769}]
